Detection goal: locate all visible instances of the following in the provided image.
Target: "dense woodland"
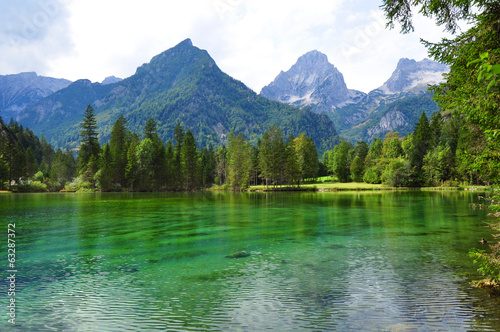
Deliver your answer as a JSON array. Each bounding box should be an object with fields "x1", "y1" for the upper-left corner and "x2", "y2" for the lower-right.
[
  {"x1": 0, "y1": 101, "x2": 496, "y2": 193},
  {"x1": 0, "y1": 105, "x2": 320, "y2": 192}
]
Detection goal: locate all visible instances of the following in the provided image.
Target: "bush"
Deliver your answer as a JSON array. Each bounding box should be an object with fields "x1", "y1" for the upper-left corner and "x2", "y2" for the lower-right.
[
  {"x1": 17, "y1": 180, "x2": 49, "y2": 192},
  {"x1": 65, "y1": 176, "x2": 94, "y2": 191},
  {"x1": 381, "y1": 158, "x2": 411, "y2": 187},
  {"x1": 363, "y1": 166, "x2": 381, "y2": 184},
  {"x1": 34, "y1": 171, "x2": 44, "y2": 182}
]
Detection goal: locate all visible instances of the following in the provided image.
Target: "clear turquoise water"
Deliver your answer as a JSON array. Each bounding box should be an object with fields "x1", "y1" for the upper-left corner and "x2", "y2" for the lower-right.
[{"x1": 1, "y1": 191, "x2": 500, "y2": 331}]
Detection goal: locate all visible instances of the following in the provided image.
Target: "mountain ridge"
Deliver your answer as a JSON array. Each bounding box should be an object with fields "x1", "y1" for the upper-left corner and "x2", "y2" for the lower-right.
[
  {"x1": 0, "y1": 72, "x2": 71, "y2": 120},
  {"x1": 15, "y1": 39, "x2": 339, "y2": 153},
  {"x1": 260, "y1": 51, "x2": 448, "y2": 142}
]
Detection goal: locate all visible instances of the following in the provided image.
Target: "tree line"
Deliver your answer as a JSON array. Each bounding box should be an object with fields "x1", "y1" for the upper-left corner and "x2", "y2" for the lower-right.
[
  {"x1": 323, "y1": 110, "x2": 497, "y2": 187},
  {"x1": 0, "y1": 105, "x2": 319, "y2": 192},
  {"x1": 1, "y1": 103, "x2": 497, "y2": 192}
]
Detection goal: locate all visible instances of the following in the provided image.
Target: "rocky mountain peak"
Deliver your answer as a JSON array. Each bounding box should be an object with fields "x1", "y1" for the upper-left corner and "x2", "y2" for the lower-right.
[
  {"x1": 101, "y1": 76, "x2": 123, "y2": 85},
  {"x1": 375, "y1": 58, "x2": 449, "y2": 94},
  {"x1": 260, "y1": 50, "x2": 359, "y2": 110}
]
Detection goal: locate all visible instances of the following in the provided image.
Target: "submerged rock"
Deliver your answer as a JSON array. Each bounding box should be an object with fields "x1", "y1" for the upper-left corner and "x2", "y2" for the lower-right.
[{"x1": 225, "y1": 251, "x2": 250, "y2": 259}]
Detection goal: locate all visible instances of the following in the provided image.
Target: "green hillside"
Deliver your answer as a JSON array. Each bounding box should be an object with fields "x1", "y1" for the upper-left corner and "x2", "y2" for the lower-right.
[{"x1": 18, "y1": 39, "x2": 338, "y2": 153}]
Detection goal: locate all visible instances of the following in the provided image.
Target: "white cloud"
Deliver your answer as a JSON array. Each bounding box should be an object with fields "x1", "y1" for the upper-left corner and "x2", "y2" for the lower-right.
[{"x1": 0, "y1": 0, "x2": 454, "y2": 92}]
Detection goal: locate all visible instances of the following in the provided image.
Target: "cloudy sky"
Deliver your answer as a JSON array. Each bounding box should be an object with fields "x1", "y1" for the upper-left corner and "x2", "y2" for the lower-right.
[{"x1": 0, "y1": 0, "x2": 454, "y2": 93}]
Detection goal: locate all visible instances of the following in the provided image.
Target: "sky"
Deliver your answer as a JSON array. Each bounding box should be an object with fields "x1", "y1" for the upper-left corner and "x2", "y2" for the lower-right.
[{"x1": 0, "y1": 0, "x2": 455, "y2": 93}]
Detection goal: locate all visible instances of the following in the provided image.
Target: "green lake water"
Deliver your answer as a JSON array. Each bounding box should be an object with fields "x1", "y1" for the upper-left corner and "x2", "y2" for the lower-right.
[{"x1": 1, "y1": 191, "x2": 500, "y2": 331}]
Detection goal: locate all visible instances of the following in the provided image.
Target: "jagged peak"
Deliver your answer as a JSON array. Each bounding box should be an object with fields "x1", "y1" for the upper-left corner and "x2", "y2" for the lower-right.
[{"x1": 296, "y1": 50, "x2": 330, "y2": 65}]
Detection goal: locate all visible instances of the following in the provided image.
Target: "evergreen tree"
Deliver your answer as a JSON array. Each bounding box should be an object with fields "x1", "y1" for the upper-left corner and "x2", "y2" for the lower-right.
[
  {"x1": 40, "y1": 135, "x2": 55, "y2": 177},
  {"x1": 173, "y1": 122, "x2": 185, "y2": 190},
  {"x1": 173, "y1": 122, "x2": 185, "y2": 153},
  {"x1": 227, "y1": 132, "x2": 251, "y2": 191},
  {"x1": 0, "y1": 133, "x2": 9, "y2": 189},
  {"x1": 11, "y1": 140, "x2": 26, "y2": 185},
  {"x1": 78, "y1": 105, "x2": 100, "y2": 176},
  {"x1": 181, "y1": 130, "x2": 198, "y2": 190},
  {"x1": 97, "y1": 144, "x2": 113, "y2": 192},
  {"x1": 215, "y1": 145, "x2": 227, "y2": 186},
  {"x1": 136, "y1": 138, "x2": 155, "y2": 191},
  {"x1": 285, "y1": 135, "x2": 301, "y2": 186},
  {"x1": 164, "y1": 141, "x2": 175, "y2": 190},
  {"x1": 258, "y1": 131, "x2": 272, "y2": 189},
  {"x1": 110, "y1": 115, "x2": 129, "y2": 188},
  {"x1": 143, "y1": 118, "x2": 166, "y2": 189},
  {"x1": 25, "y1": 147, "x2": 38, "y2": 178},
  {"x1": 268, "y1": 125, "x2": 286, "y2": 187},
  {"x1": 125, "y1": 135, "x2": 140, "y2": 191}
]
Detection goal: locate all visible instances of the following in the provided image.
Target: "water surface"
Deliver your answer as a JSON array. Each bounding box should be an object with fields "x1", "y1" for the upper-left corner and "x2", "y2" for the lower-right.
[{"x1": 1, "y1": 191, "x2": 500, "y2": 331}]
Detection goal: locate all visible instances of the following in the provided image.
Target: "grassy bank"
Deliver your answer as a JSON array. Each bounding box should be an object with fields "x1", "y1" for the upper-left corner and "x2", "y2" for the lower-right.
[
  {"x1": 248, "y1": 183, "x2": 495, "y2": 192},
  {"x1": 249, "y1": 182, "x2": 385, "y2": 191}
]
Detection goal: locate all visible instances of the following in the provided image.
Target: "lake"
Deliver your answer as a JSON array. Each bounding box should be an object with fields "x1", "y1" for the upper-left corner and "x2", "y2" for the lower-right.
[{"x1": 1, "y1": 191, "x2": 500, "y2": 331}]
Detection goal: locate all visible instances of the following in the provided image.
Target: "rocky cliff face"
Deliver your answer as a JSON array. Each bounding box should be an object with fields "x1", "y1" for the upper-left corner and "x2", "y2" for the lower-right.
[
  {"x1": 260, "y1": 50, "x2": 365, "y2": 112},
  {"x1": 261, "y1": 52, "x2": 449, "y2": 142},
  {"x1": 374, "y1": 58, "x2": 449, "y2": 94},
  {"x1": 0, "y1": 72, "x2": 71, "y2": 120}
]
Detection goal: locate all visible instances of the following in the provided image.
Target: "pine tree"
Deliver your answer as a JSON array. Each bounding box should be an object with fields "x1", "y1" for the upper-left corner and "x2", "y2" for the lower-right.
[
  {"x1": 11, "y1": 140, "x2": 26, "y2": 185},
  {"x1": 268, "y1": 125, "x2": 286, "y2": 187},
  {"x1": 98, "y1": 144, "x2": 113, "y2": 192},
  {"x1": 181, "y1": 130, "x2": 198, "y2": 190},
  {"x1": 25, "y1": 147, "x2": 38, "y2": 178},
  {"x1": 258, "y1": 131, "x2": 272, "y2": 189},
  {"x1": 164, "y1": 141, "x2": 175, "y2": 190},
  {"x1": 136, "y1": 138, "x2": 155, "y2": 191},
  {"x1": 78, "y1": 105, "x2": 100, "y2": 175},
  {"x1": 227, "y1": 132, "x2": 251, "y2": 190},
  {"x1": 110, "y1": 115, "x2": 129, "y2": 188},
  {"x1": 143, "y1": 118, "x2": 165, "y2": 189},
  {"x1": 285, "y1": 135, "x2": 301, "y2": 186},
  {"x1": 125, "y1": 135, "x2": 140, "y2": 191}
]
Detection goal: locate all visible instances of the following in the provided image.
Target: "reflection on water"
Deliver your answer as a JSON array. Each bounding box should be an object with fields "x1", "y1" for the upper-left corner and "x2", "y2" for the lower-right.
[{"x1": 1, "y1": 191, "x2": 500, "y2": 331}]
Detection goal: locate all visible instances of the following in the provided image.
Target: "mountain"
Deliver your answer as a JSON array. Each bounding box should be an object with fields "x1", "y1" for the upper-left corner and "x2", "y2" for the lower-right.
[
  {"x1": 101, "y1": 76, "x2": 123, "y2": 85},
  {"x1": 261, "y1": 52, "x2": 448, "y2": 142},
  {"x1": 0, "y1": 72, "x2": 71, "y2": 120},
  {"x1": 375, "y1": 59, "x2": 449, "y2": 94},
  {"x1": 260, "y1": 50, "x2": 365, "y2": 112},
  {"x1": 374, "y1": 58, "x2": 449, "y2": 95},
  {"x1": 17, "y1": 39, "x2": 338, "y2": 153}
]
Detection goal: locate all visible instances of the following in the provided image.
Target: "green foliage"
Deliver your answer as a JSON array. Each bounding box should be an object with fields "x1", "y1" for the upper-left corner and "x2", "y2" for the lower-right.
[
  {"x1": 125, "y1": 137, "x2": 139, "y2": 191},
  {"x1": 78, "y1": 105, "x2": 100, "y2": 174},
  {"x1": 110, "y1": 115, "x2": 129, "y2": 188},
  {"x1": 363, "y1": 166, "x2": 382, "y2": 184},
  {"x1": 331, "y1": 140, "x2": 352, "y2": 183},
  {"x1": 181, "y1": 130, "x2": 199, "y2": 190},
  {"x1": 350, "y1": 155, "x2": 364, "y2": 182},
  {"x1": 381, "y1": 157, "x2": 411, "y2": 187},
  {"x1": 294, "y1": 133, "x2": 319, "y2": 182},
  {"x1": 469, "y1": 248, "x2": 500, "y2": 282},
  {"x1": 227, "y1": 132, "x2": 251, "y2": 190}
]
